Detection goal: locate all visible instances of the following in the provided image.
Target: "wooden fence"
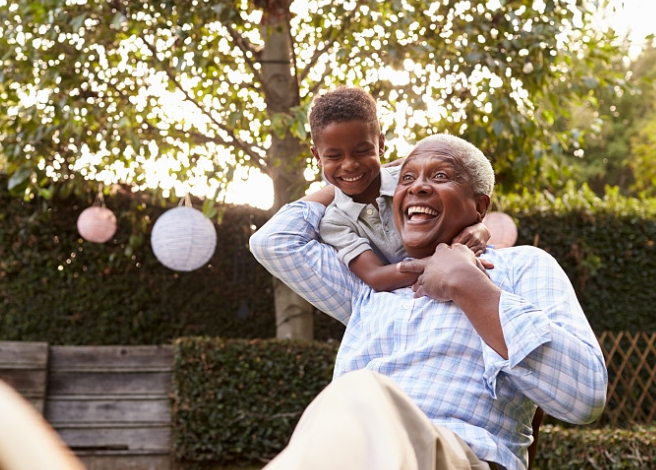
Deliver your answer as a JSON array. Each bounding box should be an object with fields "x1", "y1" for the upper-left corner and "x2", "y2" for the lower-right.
[{"x1": 595, "y1": 331, "x2": 656, "y2": 427}]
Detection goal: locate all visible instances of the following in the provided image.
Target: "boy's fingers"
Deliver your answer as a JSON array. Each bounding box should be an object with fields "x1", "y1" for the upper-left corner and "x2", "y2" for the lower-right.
[
  {"x1": 397, "y1": 258, "x2": 426, "y2": 274},
  {"x1": 480, "y1": 259, "x2": 494, "y2": 270}
]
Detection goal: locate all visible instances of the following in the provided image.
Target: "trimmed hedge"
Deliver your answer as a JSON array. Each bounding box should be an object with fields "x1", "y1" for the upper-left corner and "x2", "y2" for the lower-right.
[
  {"x1": 171, "y1": 337, "x2": 337, "y2": 466},
  {"x1": 535, "y1": 425, "x2": 656, "y2": 469},
  {"x1": 499, "y1": 184, "x2": 656, "y2": 333}
]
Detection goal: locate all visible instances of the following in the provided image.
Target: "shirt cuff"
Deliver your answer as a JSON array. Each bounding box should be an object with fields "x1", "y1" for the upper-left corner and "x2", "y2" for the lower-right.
[{"x1": 481, "y1": 291, "x2": 552, "y2": 398}]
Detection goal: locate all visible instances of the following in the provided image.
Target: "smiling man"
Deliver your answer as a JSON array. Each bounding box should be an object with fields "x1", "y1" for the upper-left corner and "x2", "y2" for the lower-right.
[{"x1": 249, "y1": 134, "x2": 607, "y2": 470}]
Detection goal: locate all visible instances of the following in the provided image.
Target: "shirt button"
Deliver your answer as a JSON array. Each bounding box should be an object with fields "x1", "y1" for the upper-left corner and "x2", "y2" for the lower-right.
[
  {"x1": 403, "y1": 302, "x2": 411, "y2": 309},
  {"x1": 366, "y1": 209, "x2": 373, "y2": 215}
]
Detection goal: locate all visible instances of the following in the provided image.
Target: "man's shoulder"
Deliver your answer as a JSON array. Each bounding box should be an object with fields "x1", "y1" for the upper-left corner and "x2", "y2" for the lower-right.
[{"x1": 487, "y1": 244, "x2": 558, "y2": 267}]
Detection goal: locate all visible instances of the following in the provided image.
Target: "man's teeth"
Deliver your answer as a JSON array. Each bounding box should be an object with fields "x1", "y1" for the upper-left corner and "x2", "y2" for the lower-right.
[
  {"x1": 341, "y1": 174, "x2": 363, "y2": 182},
  {"x1": 407, "y1": 206, "x2": 438, "y2": 216}
]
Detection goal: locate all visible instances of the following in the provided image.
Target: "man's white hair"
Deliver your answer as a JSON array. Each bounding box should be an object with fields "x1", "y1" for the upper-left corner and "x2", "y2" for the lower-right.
[{"x1": 416, "y1": 134, "x2": 495, "y2": 196}]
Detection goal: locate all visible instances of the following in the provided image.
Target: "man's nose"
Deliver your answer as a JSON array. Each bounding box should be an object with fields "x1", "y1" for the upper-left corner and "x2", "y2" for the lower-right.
[{"x1": 408, "y1": 177, "x2": 432, "y2": 194}]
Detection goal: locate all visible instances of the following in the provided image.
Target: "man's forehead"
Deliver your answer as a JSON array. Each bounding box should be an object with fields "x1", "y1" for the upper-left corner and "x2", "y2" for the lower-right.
[{"x1": 403, "y1": 142, "x2": 462, "y2": 168}]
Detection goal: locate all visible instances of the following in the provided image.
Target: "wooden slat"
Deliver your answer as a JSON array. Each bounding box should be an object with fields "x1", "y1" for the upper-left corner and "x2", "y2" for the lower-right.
[
  {"x1": 47, "y1": 371, "x2": 172, "y2": 396},
  {"x1": 57, "y1": 425, "x2": 170, "y2": 452},
  {"x1": 0, "y1": 341, "x2": 49, "y2": 367},
  {"x1": 46, "y1": 397, "x2": 170, "y2": 424},
  {"x1": 48, "y1": 345, "x2": 173, "y2": 371}
]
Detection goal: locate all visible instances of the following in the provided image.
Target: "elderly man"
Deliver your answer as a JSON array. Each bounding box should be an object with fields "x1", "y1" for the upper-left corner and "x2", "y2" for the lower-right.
[{"x1": 249, "y1": 134, "x2": 607, "y2": 470}]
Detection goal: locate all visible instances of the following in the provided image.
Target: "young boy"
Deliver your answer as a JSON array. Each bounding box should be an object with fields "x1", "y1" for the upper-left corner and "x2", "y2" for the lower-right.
[{"x1": 308, "y1": 87, "x2": 490, "y2": 291}]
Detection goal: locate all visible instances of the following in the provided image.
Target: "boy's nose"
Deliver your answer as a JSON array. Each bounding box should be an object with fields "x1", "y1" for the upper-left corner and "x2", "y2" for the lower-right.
[{"x1": 342, "y1": 155, "x2": 358, "y2": 170}]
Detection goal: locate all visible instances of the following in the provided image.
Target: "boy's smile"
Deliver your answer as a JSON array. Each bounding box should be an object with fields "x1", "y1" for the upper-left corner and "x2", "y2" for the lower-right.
[{"x1": 311, "y1": 120, "x2": 385, "y2": 205}]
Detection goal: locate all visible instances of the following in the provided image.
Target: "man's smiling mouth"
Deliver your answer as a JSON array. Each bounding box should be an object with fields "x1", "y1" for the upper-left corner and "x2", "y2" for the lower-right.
[{"x1": 406, "y1": 206, "x2": 438, "y2": 221}]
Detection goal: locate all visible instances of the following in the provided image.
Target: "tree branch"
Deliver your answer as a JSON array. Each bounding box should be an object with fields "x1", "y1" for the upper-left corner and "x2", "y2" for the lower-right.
[
  {"x1": 224, "y1": 22, "x2": 266, "y2": 85},
  {"x1": 298, "y1": 0, "x2": 366, "y2": 83},
  {"x1": 140, "y1": 36, "x2": 266, "y2": 169}
]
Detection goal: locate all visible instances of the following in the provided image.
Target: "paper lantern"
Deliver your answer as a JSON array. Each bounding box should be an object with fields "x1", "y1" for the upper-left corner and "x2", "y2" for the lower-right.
[
  {"x1": 77, "y1": 206, "x2": 117, "y2": 243},
  {"x1": 151, "y1": 206, "x2": 217, "y2": 271},
  {"x1": 483, "y1": 211, "x2": 518, "y2": 248}
]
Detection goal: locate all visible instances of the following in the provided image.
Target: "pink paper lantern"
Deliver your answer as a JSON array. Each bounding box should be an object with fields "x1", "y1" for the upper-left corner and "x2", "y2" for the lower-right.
[
  {"x1": 77, "y1": 206, "x2": 117, "y2": 244},
  {"x1": 483, "y1": 211, "x2": 517, "y2": 248}
]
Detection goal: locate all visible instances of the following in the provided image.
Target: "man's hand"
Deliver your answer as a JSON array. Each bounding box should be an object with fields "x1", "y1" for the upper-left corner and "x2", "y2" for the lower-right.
[{"x1": 397, "y1": 244, "x2": 492, "y2": 301}]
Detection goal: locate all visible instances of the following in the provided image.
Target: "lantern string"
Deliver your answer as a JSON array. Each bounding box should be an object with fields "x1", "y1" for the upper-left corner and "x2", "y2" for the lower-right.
[
  {"x1": 177, "y1": 193, "x2": 193, "y2": 208},
  {"x1": 93, "y1": 184, "x2": 106, "y2": 208}
]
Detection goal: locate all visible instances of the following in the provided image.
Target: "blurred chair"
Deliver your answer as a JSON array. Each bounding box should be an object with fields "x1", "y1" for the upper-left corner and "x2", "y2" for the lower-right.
[
  {"x1": 527, "y1": 407, "x2": 545, "y2": 470},
  {"x1": 0, "y1": 380, "x2": 86, "y2": 470}
]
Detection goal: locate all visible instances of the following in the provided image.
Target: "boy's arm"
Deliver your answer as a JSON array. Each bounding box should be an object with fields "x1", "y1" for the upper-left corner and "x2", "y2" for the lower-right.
[
  {"x1": 452, "y1": 221, "x2": 491, "y2": 256},
  {"x1": 349, "y1": 250, "x2": 419, "y2": 292},
  {"x1": 301, "y1": 185, "x2": 335, "y2": 206}
]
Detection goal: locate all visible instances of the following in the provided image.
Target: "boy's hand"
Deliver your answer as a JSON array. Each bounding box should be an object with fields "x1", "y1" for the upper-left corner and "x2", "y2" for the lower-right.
[{"x1": 452, "y1": 222, "x2": 490, "y2": 257}]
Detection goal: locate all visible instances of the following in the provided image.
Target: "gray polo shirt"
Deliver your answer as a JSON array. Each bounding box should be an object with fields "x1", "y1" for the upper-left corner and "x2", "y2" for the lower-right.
[{"x1": 319, "y1": 166, "x2": 406, "y2": 266}]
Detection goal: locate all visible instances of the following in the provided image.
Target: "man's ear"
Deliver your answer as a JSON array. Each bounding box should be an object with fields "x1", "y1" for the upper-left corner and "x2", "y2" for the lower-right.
[
  {"x1": 378, "y1": 133, "x2": 385, "y2": 156},
  {"x1": 311, "y1": 146, "x2": 322, "y2": 167},
  {"x1": 475, "y1": 194, "x2": 490, "y2": 222}
]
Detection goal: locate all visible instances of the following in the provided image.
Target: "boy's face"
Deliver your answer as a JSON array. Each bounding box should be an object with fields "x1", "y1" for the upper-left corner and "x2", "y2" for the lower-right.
[{"x1": 311, "y1": 120, "x2": 384, "y2": 202}]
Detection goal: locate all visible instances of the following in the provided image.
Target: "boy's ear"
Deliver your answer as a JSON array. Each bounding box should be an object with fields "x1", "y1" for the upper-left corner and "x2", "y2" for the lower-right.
[
  {"x1": 475, "y1": 194, "x2": 490, "y2": 222},
  {"x1": 378, "y1": 133, "x2": 385, "y2": 156},
  {"x1": 311, "y1": 146, "x2": 322, "y2": 166}
]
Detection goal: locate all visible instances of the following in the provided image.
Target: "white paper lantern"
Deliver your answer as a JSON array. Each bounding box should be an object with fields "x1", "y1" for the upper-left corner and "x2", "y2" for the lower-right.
[
  {"x1": 77, "y1": 206, "x2": 117, "y2": 244},
  {"x1": 483, "y1": 211, "x2": 518, "y2": 248},
  {"x1": 151, "y1": 206, "x2": 217, "y2": 271}
]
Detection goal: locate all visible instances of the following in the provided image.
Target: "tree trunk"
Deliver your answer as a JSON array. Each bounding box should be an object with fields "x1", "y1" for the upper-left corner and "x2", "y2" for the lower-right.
[{"x1": 260, "y1": 3, "x2": 314, "y2": 341}]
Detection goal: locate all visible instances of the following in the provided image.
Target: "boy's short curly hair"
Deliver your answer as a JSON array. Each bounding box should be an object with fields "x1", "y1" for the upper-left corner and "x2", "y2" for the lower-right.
[{"x1": 308, "y1": 87, "x2": 380, "y2": 143}]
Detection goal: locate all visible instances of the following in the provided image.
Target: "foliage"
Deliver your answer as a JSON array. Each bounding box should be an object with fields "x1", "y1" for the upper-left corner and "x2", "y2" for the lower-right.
[
  {"x1": 496, "y1": 184, "x2": 656, "y2": 333},
  {"x1": 562, "y1": 44, "x2": 656, "y2": 196},
  {"x1": 0, "y1": 0, "x2": 624, "y2": 210},
  {"x1": 535, "y1": 425, "x2": 656, "y2": 469},
  {"x1": 171, "y1": 337, "x2": 337, "y2": 466}
]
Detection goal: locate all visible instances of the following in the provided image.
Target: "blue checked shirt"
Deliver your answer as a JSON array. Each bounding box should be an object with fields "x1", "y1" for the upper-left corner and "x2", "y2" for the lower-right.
[{"x1": 250, "y1": 201, "x2": 607, "y2": 470}]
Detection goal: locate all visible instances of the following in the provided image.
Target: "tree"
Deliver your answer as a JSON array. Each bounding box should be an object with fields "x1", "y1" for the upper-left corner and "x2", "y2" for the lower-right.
[
  {"x1": 561, "y1": 43, "x2": 656, "y2": 196},
  {"x1": 0, "y1": 0, "x2": 621, "y2": 339}
]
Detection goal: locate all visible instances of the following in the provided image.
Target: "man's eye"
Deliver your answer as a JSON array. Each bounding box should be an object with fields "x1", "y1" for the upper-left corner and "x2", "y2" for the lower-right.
[
  {"x1": 401, "y1": 173, "x2": 415, "y2": 181},
  {"x1": 434, "y1": 171, "x2": 448, "y2": 179}
]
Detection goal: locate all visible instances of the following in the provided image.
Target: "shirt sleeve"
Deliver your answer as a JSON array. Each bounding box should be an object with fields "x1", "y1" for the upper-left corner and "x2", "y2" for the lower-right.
[
  {"x1": 319, "y1": 205, "x2": 373, "y2": 267},
  {"x1": 249, "y1": 201, "x2": 363, "y2": 325},
  {"x1": 481, "y1": 247, "x2": 607, "y2": 425}
]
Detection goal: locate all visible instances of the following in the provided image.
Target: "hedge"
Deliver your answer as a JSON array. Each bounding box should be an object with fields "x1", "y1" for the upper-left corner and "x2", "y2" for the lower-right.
[
  {"x1": 171, "y1": 337, "x2": 656, "y2": 469},
  {"x1": 498, "y1": 184, "x2": 656, "y2": 333},
  {"x1": 171, "y1": 337, "x2": 338, "y2": 466},
  {"x1": 535, "y1": 425, "x2": 656, "y2": 469}
]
